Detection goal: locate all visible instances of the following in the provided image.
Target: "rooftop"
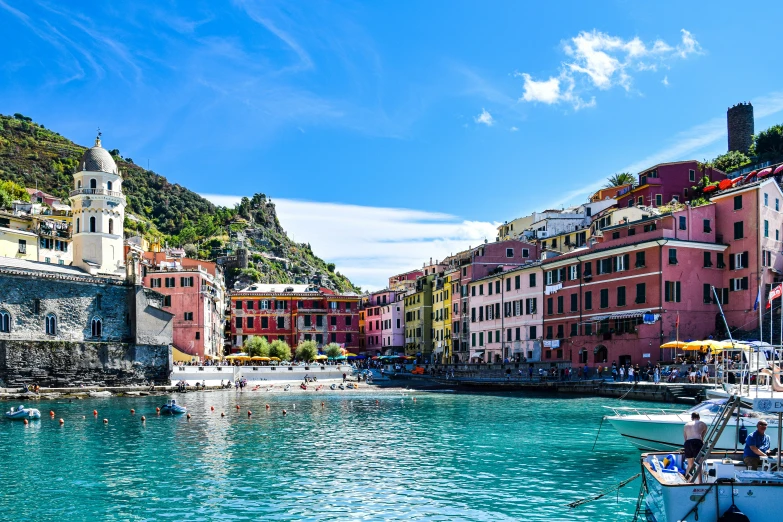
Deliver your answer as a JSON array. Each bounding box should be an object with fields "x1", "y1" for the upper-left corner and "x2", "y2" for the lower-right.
[{"x1": 0, "y1": 256, "x2": 125, "y2": 284}]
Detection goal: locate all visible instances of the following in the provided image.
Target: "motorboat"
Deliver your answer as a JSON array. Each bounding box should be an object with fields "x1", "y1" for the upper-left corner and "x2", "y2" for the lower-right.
[
  {"x1": 640, "y1": 450, "x2": 782, "y2": 522},
  {"x1": 5, "y1": 405, "x2": 41, "y2": 420},
  {"x1": 159, "y1": 399, "x2": 187, "y2": 415},
  {"x1": 604, "y1": 399, "x2": 780, "y2": 452}
]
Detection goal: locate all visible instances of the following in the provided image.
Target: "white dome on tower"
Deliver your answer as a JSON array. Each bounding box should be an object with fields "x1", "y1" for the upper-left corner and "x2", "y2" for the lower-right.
[{"x1": 77, "y1": 136, "x2": 119, "y2": 174}]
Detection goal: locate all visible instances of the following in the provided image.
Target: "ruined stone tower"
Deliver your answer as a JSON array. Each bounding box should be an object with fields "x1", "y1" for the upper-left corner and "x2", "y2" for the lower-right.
[{"x1": 727, "y1": 102, "x2": 754, "y2": 154}]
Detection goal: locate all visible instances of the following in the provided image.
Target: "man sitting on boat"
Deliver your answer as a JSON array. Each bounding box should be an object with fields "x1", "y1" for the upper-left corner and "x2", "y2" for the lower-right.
[
  {"x1": 683, "y1": 412, "x2": 707, "y2": 477},
  {"x1": 743, "y1": 420, "x2": 771, "y2": 470}
]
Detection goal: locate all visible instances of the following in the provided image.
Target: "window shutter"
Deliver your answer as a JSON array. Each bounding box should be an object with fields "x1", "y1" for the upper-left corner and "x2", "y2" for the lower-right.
[
  {"x1": 665, "y1": 283, "x2": 670, "y2": 302},
  {"x1": 729, "y1": 254, "x2": 735, "y2": 270},
  {"x1": 742, "y1": 251, "x2": 749, "y2": 268},
  {"x1": 676, "y1": 281, "x2": 681, "y2": 302},
  {"x1": 741, "y1": 277, "x2": 748, "y2": 290},
  {"x1": 559, "y1": 268, "x2": 566, "y2": 282},
  {"x1": 623, "y1": 254, "x2": 630, "y2": 271},
  {"x1": 576, "y1": 263, "x2": 581, "y2": 279},
  {"x1": 612, "y1": 257, "x2": 617, "y2": 272}
]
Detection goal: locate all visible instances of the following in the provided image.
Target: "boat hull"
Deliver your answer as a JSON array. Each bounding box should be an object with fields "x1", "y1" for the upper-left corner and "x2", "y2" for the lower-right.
[
  {"x1": 606, "y1": 415, "x2": 779, "y2": 452},
  {"x1": 4, "y1": 409, "x2": 41, "y2": 420},
  {"x1": 160, "y1": 406, "x2": 187, "y2": 415}
]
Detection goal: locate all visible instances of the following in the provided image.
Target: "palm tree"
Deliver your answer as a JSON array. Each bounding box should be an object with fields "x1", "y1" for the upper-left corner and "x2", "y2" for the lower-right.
[{"x1": 604, "y1": 172, "x2": 636, "y2": 188}]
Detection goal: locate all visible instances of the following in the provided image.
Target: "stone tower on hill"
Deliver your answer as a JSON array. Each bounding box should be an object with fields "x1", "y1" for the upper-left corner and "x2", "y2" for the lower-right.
[
  {"x1": 70, "y1": 134, "x2": 126, "y2": 277},
  {"x1": 727, "y1": 102, "x2": 754, "y2": 154}
]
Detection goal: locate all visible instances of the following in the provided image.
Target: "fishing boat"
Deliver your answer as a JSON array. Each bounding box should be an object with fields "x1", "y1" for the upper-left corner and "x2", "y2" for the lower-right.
[
  {"x1": 4, "y1": 405, "x2": 41, "y2": 420},
  {"x1": 604, "y1": 399, "x2": 780, "y2": 452},
  {"x1": 159, "y1": 399, "x2": 187, "y2": 415}
]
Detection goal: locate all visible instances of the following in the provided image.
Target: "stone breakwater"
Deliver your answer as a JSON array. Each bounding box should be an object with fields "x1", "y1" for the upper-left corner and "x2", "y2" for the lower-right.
[{"x1": 0, "y1": 340, "x2": 170, "y2": 388}]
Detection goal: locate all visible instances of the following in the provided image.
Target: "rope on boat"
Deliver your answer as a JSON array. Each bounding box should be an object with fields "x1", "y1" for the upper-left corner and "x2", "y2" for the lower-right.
[
  {"x1": 631, "y1": 471, "x2": 649, "y2": 522},
  {"x1": 591, "y1": 416, "x2": 605, "y2": 451},
  {"x1": 566, "y1": 473, "x2": 641, "y2": 509},
  {"x1": 618, "y1": 383, "x2": 637, "y2": 400}
]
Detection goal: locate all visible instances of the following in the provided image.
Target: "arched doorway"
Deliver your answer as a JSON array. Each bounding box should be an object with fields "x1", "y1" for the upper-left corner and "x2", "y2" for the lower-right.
[{"x1": 594, "y1": 345, "x2": 607, "y2": 364}]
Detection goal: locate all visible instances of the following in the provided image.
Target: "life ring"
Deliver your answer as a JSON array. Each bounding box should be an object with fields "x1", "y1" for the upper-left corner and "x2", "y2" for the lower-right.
[
  {"x1": 284, "y1": 384, "x2": 290, "y2": 391},
  {"x1": 330, "y1": 384, "x2": 337, "y2": 390}
]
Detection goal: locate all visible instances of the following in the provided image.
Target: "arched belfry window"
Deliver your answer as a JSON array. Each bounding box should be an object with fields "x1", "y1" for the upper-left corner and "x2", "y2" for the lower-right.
[
  {"x1": 0, "y1": 309, "x2": 10, "y2": 333},
  {"x1": 77, "y1": 180, "x2": 82, "y2": 189},
  {"x1": 45, "y1": 314, "x2": 57, "y2": 336},
  {"x1": 90, "y1": 178, "x2": 97, "y2": 189},
  {"x1": 90, "y1": 216, "x2": 96, "y2": 233},
  {"x1": 76, "y1": 218, "x2": 80, "y2": 233},
  {"x1": 108, "y1": 218, "x2": 114, "y2": 235},
  {"x1": 107, "y1": 181, "x2": 112, "y2": 191},
  {"x1": 91, "y1": 317, "x2": 102, "y2": 338}
]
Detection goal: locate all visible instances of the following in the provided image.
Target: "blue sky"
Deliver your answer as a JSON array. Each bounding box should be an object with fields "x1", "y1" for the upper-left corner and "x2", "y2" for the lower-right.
[{"x1": 3, "y1": 0, "x2": 783, "y2": 289}]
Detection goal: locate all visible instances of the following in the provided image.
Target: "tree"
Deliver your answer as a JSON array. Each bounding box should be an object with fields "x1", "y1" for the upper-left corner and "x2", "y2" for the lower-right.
[
  {"x1": 710, "y1": 150, "x2": 751, "y2": 173},
  {"x1": 326, "y1": 263, "x2": 336, "y2": 272},
  {"x1": 295, "y1": 340, "x2": 318, "y2": 362},
  {"x1": 183, "y1": 243, "x2": 198, "y2": 259},
  {"x1": 269, "y1": 339, "x2": 292, "y2": 361},
  {"x1": 754, "y1": 124, "x2": 783, "y2": 161},
  {"x1": 0, "y1": 180, "x2": 31, "y2": 202},
  {"x1": 604, "y1": 172, "x2": 636, "y2": 188},
  {"x1": 325, "y1": 343, "x2": 343, "y2": 359},
  {"x1": 245, "y1": 336, "x2": 270, "y2": 357}
]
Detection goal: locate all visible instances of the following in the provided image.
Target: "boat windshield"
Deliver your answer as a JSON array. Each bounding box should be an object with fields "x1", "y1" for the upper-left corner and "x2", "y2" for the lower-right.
[{"x1": 685, "y1": 399, "x2": 726, "y2": 416}]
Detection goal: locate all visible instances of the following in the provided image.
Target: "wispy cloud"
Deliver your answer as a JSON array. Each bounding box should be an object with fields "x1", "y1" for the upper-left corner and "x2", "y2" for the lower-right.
[
  {"x1": 474, "y1": 108, "x2": 494, "y2": 126},
  {"x1": 662, "y1": 75, "x2": 669, "y2": 86},
  {"x1": 519, "y1": 29, "x2": 702, "y2": 109},
  {"x1": 509, "y1": 126, "x2": 518, "y2": 132},
  {"x1": 201, "y1": 195, "x2": 499, "y2": 290}
]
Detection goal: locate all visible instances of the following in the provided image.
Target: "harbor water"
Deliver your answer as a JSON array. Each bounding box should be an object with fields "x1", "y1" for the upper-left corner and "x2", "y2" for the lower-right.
[{"x1": 0, "y1": 391, "x2": 665, "y2": 521}]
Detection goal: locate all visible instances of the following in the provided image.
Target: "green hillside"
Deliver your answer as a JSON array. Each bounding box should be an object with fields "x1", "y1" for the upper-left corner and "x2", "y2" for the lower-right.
[{"x1": 0, "y1": 113, "x2": 359, "y2": 293}]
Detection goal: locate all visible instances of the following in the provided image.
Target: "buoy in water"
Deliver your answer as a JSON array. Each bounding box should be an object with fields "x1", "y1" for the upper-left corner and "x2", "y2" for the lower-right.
[
  {"x1": 247, "y1": 410, "x2": 252, "y2": 416},
  {"x1": 141, "y1": 416, "x2": 146, "y2": 422},
  {"x1": 93, "y1": 410, "x2": 98, "y2": 416},
  {"x1": 321, "y1": 402, "x2": 325, "y2": 408},
  {"x1": 282, "y1": 409, "x2": 287, "y2": 416},
  {"x1": 236, "y1": 405, "x2": 240, "y2": 410},
  {"x1": 220, "y1": 412, "x2": 225, "y2": 417},
  {"x1": 156, "y1": 407, "x2": 161, "y2": 413},
  {"x1": 49, "y1": 410, "x2": 55, "y2": 417},
  {"x1": 293, "y1": 404, "x2": 296, "y2": 409},
  {"x1": 130, "y1": 409, "x2": 135, "y2": 415},
  {"x1": 59, "y1": 418, "x2": 64, "y2": 425},
  {"x1": 187, "y1": 413, "x2": 192, "y2": 420},
  {"x1": 103, "y1": 419, "x2": 108, "y2": 424},
  {"x1": 376, "y1": 400, "x2": 379, "y2": 405},
  {"x1": 265, "y1": 404, "x2": 270, "y2": 410},
  {"x1": 210, "y1": 406, "x2": 214, "y2": 411},
  {"x1": 23, "y1": 419, "x2": 28, "y2": 426}
]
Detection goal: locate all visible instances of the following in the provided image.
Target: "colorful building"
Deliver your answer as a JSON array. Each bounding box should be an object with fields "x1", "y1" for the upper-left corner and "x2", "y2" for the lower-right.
[
  {"x1": 140, "y1": 250, "x2": 227, "y2": 360},
  {"x1": 388, "y1": 269, "x2": 423, "y2": 293},
  {"x1": 404, "y1": 274, "x2": 434, "y2": 360},
  {"x1": 230, "y1": 284, "x2": 360, "y2": 351},
  {"x1": 364, "y1": 289, "x2": 404, "y2": 355},
  {"x1": 616, "y1": 161, "x2": 727, "y2": 209},
  {"x1": 431, "y1": 271, "x2": 451, "y2": 363}
]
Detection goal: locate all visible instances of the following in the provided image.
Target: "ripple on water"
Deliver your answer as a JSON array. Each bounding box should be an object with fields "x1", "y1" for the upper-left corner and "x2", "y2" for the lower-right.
[{"x1": 0, "y1": 392, "x2": 657, "y2": 521}]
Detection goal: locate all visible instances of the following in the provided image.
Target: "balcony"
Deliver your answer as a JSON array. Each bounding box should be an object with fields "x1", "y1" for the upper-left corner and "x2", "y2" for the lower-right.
[{"x1": 69, "y1": 188, "x2": 125, "y2": 199}]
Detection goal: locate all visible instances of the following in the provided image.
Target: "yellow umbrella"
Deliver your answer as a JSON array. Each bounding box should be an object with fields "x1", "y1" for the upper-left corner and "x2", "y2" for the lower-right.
[
  {"x1": 314, "y1": 354, "x2": 328, "y2": 360},
  {"x1": 224, "y1": 355, "x2": 240, "y2": 360},
  {"x1": 235, "y1": 355, "x2": 251, "y2": 361},
  {"x1": 709, "y1": 341, "x2": 743, "y2": 353},
  {"x1": 660, "y1": 341, "x2": 688, "y2": 349},
  {"x1": 269, "y1": 357, "x2": 281, "y2": 361},
  {"x1": 250, "y1": 356, "x2": 271, "y2": 361},
  {"x1": 683, "y1": 340, "x2": 722, "y2": 351},
  {"x1": 344, "y1": 352, "x2": 357, "y2": 357}
]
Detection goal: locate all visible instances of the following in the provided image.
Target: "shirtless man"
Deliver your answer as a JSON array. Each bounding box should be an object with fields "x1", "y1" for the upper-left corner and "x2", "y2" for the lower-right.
[{"x1": 683, "y1": 412, "x2": 708, "y2": 477}]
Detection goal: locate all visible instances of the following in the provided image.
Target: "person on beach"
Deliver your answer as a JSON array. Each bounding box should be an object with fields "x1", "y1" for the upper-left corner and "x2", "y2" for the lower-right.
[
  {"x1": 683, "y1": 412, "x2": 708, "y2": 477},
  {"x1": 743, "y1": 420, "x2": 771, "y2": 470}
]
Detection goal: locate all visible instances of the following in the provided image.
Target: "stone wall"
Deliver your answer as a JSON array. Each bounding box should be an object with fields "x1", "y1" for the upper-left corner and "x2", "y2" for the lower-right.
[
  {"x1": 0, "y1": 273, "x2": 131, "y2": 342},
  {"x1": 133, "y1": 287, "x2": 174, "y2": 346},
  {"x1": 727, "y1": 103, "x2": 754, "y2": 154},
  {"x1": 0, "y1": 339, "x2": 171, "y2": 387}
]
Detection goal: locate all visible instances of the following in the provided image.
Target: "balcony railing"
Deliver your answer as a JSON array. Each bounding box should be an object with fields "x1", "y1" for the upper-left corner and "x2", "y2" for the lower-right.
[{"x1": 69, "y1": 188, "x2": 125, "y2": 198}]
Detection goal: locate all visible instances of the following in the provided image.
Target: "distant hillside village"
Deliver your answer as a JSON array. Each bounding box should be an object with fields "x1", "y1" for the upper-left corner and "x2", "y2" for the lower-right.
[{"x1": 2, "y1": 102, "x2": 783, "y2": 385}]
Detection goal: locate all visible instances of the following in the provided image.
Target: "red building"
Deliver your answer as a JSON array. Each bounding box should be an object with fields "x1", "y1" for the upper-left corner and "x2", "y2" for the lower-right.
[
  {"x1": 138, "y1": 250, "x2": 227, "y2": 360},
  {"x1": 230, "y1": 283, "x2": 360, "y2": 351},
  {"x1": 617, "y1": 161, "x2": 727, "y2": 209}
]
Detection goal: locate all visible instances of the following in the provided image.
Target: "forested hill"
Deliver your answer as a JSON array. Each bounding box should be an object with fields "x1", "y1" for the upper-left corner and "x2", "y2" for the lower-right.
[{"x1": 0, "y1": 113, "x2": 359, "y2": 293}]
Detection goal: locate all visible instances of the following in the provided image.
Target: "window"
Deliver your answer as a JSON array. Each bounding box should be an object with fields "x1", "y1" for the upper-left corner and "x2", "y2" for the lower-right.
[
  {"x1": 506, "y1": 278, "x2": 511, "y2": 292},
  {"x1": 703, "y1": 284, "x2": 713, "y2": 304},
  {"x1": 671, "y1": 195, "x2": 679, "y2": 203},
  {"x1": 557, "y1": 296, "x2": 563, "y2": 314},
  {"x1": 668, "y1": 248, "x2": 678, "y2": 265},
  {"x1": 556, "y1": 325, "x2": 564, "y2": 338},
  {"x1": 107, "y1": 181, "x2": 113, "y2": 191},
  {"x1": 346, "y1": 316, "x2": 352, "y2": 326},
  {"x1": 514, "y1": 275, "x2": 520, "y2": 289},
  {"x1": 522, "y1": 248, "x2": 529, "y2": 257},
  {"x1": 734, "y1": 195, "x2": 742, "y2": 210},
  {"x1": 664, "y1": 281, "x2": 681, "y2": 302},
  {"x1": 260, "y1": 300, "x2": 269, "y2": 310},
  {"x1": 569, "y1": 265, "x2": 579, "y2": 280},
  {"x1": 487, "y1": 282, "x2": 492, "y2": 296},
  {"x1": 108, "y1": 218, "x2": 114, "y2": 235},
  {"x1": 584, "y1": 323, "x2": 592, "y2": 336},
  {"x1": 570, "y1": 323, "x2": 578, "y2": 337},
  {"x1": 614, "y1": 254, "x2": 629, "y2": 272},
  {"x1": 546, "y1": 326, "x2": 553, "y2": 339},
  {"x1": 638, "y1": 196, "x2": 643, "y2": 206},
  {"x1": 471, "y1": 286, "x2": 476, "y2": 297},
  {"x1": 165, "y1": 277, "x2": 175, "y2": 288},
  {"x1": 45, "y1": 314, "x2": 57, "y2": 335},
  {"x1": 151, "y1": 278, "x2": 161, "y2": 288},
  {"x1": 679, "y1": 216, "x2": 686, "y2": 230},
  {"x1": 18, "y1": 239, "x2": 26, "y2": 254},
  {"x1": 546, "y1": 271, "x2": 553, "y2": 285},
  {"x1": 583, "y1": 262, "x2": 592, "y2": 278},
  {"x1": 599, "y1": 289, "x2": 609, "y2": 309},
  {"x1": 163, "y1": 295, "x2": 172, "y2": 307},
  {"x1": 598, "y1": 258, "x2": 612, "y2": 275},
  {"x1": 331, "y1": 333, "x2": 337, "y2": 343},
  {"x1": 495, "y1": 281, "x2": 501, "y2": 294},
  {"x1": 346, "y1": 333, "x2": 353, "y2": 343},
  {"x1": 763, "y1": 250, "x2": 772, "y2": 267},
  {"x1": 547, "y1": 298, "x2": 553, "y2": 316},
  {"x1": 777, "y1": 199, "x2": 780, "y2": 212},
  {"x1": 764, "y1": 220, "x2": 769, "y2": 238},
  {"x1": 635, "y1": 283, "x2": 646, "y2": 304},
  {"x1": 702, "y1": 219, "x2": 712, "y2": 233},
  {"x1": 570, "y1": 293, "x2": 578, "y2": 312},
  {"x1": 689, "y1": 169, "x2": 696, "y2": 182},
  {"x1": 0, "y1": 310, "x2": 11, "y2": 332},
  {"x1": 525, "y1": 298, "x2": 537, "y2": 315},
  {"x1": 628, "y1": 199, "x2": 634, "y2": 208},
  {"x1": 479, "y1": 332, "x2": 484, "y2": 346},
  {"x1": 506, "y1": 248, "x2": 514, "y2": 258},
  {"x1": 717, "y1": 253, "x2": 726, "y2": 269},
  {"x1": 764, "y1": 193, "x2": 769, "y2": 206},
  {"x1": 656, "y1": 194, "x2": 662, "y2": 206},
  {"x1": 529, "y1": 326, "x2": 537, "y2": 340},
  {"x1": 730, "y1": 277, "x2": 748, "y2": 292},
  {"x1": 277, "y1": 317, "x2": 284, "y2": 329},
  {"x1": 584, "y1": 291, "x2": 592, "y2": 310},
  {"x1": 617, "y1": 286, "x2": 626, "y2": 306},
  {"x1": 704, "y1": 252, "x2": 712, "y2": 267},
  {"x1": 635, "y1": 251, "x2": 645, "y2": 268},
  {"x1": 76, "y1": 218, "x2": 80, "y2": 233},
  {"x1": 89, "y1": 216, "x2": 96, "y2": 233},
  {"x1": 730, "y1": 251, "x2": 748, "y2": 270},
  {"x1": 612, "y1": 232, "x2": 620, "y2": 239},
  {"x1": 628, "y1": 228, "x2": 636, "y2": 236},
  {"x1": 245, "y1": 316, "x2": 252, "y2": 328},
  {"x1": 304, "y1": 315, "x2": 312, "y2": 327},
  {"x1": 181, "y1": 277, "x2": 194, "y2": 287},
  {"x1": 479, "y1": 285, "x2": 483, "y2": 296}
]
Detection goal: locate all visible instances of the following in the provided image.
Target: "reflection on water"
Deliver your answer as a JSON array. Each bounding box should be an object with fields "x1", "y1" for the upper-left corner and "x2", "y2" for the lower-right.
[{"x1": 0, "y1": 391, "x2": 657, "y2": 521}]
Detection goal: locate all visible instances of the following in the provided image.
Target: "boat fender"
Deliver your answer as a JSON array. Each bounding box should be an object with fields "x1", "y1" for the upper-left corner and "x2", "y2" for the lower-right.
[
  {"x1": 718, "y1": 504, "x2": 750, "y2": 522},
  {"x1": 738, "y1": 423, "x2": 748, "y2": 444},
  {"x1": 663, "y1": 454, "x2": 677, "y2": 470}
]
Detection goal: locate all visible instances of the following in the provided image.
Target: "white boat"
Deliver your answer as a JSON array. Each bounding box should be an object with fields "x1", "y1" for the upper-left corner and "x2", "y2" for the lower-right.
[
  {"x1": 4, "y1": 405, "x2": 41, "y2": 420},
  {"x1": 605, "y1": 399, "x2": 780, "y2": 452},
  {"x1": 641, "y1": 450, "x2": 782, "y2": 522}
]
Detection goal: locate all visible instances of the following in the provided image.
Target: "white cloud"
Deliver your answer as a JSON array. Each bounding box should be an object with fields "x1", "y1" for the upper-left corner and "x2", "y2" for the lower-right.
[
  {"x1": 509, "y1": 126, "x2": 518, "y2": 132},
  {"x1": 662, "y1": 75, "x2": 669, "y2": 86},
  {"x1": 474, "y1": 108, "x2": 494, "y2": 126},
  {"x1": 519, "y1": 29, "x2": 701, "y2": 109},
  {"x1": 201, "y1": 195, "x2": 499, "y2": 290}
]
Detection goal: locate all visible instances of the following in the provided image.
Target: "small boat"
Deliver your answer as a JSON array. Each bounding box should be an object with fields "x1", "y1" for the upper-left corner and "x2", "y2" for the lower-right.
[
  {"x1": 159, "y1": 399, "x2": 187, "y2": 415},
  {"x1": 5, "y1": 405, "x2": 41, "y2": 420}
]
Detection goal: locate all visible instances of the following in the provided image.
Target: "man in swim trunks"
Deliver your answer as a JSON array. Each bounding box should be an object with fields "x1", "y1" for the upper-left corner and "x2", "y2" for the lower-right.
[{"x1": 683, "y1": 412, "x2": 708, "y2": 477}]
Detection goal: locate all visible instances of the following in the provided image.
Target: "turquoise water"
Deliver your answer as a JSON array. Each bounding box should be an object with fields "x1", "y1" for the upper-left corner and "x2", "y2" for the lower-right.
[{"x1": 0, "y1": 391, "x2": 662, "y2": 521}]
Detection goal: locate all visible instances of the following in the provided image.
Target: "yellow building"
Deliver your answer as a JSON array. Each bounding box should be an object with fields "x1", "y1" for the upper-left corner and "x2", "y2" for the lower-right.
[
  {"x1": 404, "y1": 273, "x2": 434, "y2": 360},
  {"x1": 538, "y1": 226, "x2": 591, "y2": 253},
  {"x1": 432, "y1": 270, "x2": 456, "y2": 363},
  {"x1": 0, "y1": 211, "x2": 38, "y2": 261}
]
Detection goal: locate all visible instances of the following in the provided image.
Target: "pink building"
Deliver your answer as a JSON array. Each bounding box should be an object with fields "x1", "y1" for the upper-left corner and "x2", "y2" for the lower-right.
[
  {"x1": 364, "y1": 290, "x2": 404, "y2": 355},
  {"x1": 443, "y1": 239, "x2": 540, "y2": 363},
  {"x1": 468, "y1": 263, "x2": 543, "y2": 363},
  {"x1": 139, "y1": 250, "x2": 227, "y2": 360},
  {"x1": 388, "y1": 269, "x2": 423, "y2": 293},
  {"x1": 617, "y1": 161, "x2": 727, "y2": 209}
]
